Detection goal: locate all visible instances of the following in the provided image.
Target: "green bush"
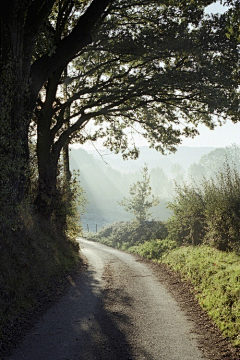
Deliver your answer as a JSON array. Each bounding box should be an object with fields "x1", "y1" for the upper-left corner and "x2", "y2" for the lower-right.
[
  {"x1": 167, "y1": 183, "x2": 206, "y2": 246},
  {"x1": 167, "y1": 165, "x2": 240, "y2": 252},
  {"x1": 129, "y1": 238, "x2": 177, "y2": 261},
  {"x1": 53, "y1": 170, "x2": 87, "y2": 237},
  {"x1": 203, "y1": 167, "x2": 240, "y2": 252},
  {"x1": 91, "y1": 220, "x2": 168, "y2": 250}
]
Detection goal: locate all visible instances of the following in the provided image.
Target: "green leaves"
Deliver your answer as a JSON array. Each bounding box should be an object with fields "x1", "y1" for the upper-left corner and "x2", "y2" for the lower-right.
[
  {"x1": 36, "y1": 0, "x2": 239, "y2": 161},
  {"x1": 91, "y1": 220, "x2": 168, "y2": 248},
  {"x1": 1, "y1": 0, "x2": 239, "y2": 233},
  {"x1": 118, "y1": 164, "x2": 159, "y2": 223},
  {"x1": 167, "y1": 162, "x2": 240, "y2": 252},
  {"x1": 167, "y1": 183, "x2": 206, "y2": 246}
]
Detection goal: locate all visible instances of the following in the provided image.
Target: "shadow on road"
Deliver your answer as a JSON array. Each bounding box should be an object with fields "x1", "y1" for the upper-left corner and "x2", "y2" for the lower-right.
[
  {"x1": 4, "y1": 263, "x2": 150, "y2": 360},
  {"x1": 69, "y1": 267, "x2": 136, "y2": 360}
]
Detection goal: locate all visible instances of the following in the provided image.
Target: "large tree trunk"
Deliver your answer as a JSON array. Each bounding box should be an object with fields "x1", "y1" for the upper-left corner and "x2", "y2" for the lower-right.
[
  {"x1": 0, "y1": 0, "x2": 111, "y2": 224},
  {"x1": 0, "y1": 2, "x2": 33, "y2": 223},
  {"x1": 34, "y1": 76, "x2": 60, "y2": 219},
  {"x1": 34, "y1": 155, "x2": 59, "y2": 221}
]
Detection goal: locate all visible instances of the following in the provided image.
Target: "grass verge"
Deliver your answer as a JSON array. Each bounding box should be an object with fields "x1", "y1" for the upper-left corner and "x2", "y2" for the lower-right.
[
  {"x1": 162, "y1": 246, "x2": 240, "y2": 346},
  {"x1": 0, "y1": 209, "x2": 80, "y2": 355},
  {"x1": 131, "y1": 242, "x2": 240, "y2": 347}
]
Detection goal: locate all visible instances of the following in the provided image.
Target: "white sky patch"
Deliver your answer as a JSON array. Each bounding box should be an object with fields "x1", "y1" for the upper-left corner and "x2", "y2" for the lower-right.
[
  {"x1": 205, "y1": 2, "x2": 227, "y2": 15},
  {"x1": 71, "y1": 120, "x2": 240, "y2": 150},
  {"x1": 180, "y1": 121, "x2": 240, "y2": 148}
]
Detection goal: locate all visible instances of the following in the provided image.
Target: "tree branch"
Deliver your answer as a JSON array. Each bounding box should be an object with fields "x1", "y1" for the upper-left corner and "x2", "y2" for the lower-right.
[{"x1": 29, "y1": 0, "x2": 112, "y2": 109}]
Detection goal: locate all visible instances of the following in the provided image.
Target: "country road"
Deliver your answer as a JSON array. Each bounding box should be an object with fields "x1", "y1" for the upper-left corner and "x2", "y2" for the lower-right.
[{"x1": 6, "y1": 238, "x2": 208, "y2": 360}]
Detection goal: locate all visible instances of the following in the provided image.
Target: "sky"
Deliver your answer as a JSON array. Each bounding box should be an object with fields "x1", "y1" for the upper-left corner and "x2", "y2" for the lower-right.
[
  {"x1": 180, "y1": 122, "x2": 240, "y2": 148},
  {"x1": 205, "y1": 2, "x2": 226, "y2": 14},
  {"x1": 76, "y1": 120, "x2": 240, "y2": 151},
  {"x1": 77, "y1": 1, "x2": 239, "y2": 151}
]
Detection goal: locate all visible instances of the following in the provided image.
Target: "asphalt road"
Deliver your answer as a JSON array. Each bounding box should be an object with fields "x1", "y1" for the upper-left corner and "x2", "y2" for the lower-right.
[{"x1": 6, "y1": 238, "x2": 206, "y2": 360}]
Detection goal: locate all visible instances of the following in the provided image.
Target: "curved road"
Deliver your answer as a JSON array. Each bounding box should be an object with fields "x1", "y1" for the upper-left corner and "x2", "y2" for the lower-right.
[{"x1": 6, "y1": 238, "x2": 206, "y2": 360}]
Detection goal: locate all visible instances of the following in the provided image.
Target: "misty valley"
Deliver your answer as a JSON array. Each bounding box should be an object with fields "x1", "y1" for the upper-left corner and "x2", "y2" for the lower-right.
[{"x1": 70, "y1": 144, "x2": 240, "y2": 232}]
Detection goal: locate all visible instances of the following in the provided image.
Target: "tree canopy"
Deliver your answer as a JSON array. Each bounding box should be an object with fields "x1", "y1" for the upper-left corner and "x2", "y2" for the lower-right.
[
  {"x1": 36, "y1": 0, "x2": 239, "y2": 157},
  {"x1": 188, "y1": 144, "x2": 240, "y2": 183},
  {"x1": 0, "y1": 0, "x2": 239, "y2": 222}
]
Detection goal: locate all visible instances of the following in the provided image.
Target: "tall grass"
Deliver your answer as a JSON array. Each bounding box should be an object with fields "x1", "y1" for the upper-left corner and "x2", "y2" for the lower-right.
[{"x1": 163, "y1": 246, "x2": 240, "y2": 346}]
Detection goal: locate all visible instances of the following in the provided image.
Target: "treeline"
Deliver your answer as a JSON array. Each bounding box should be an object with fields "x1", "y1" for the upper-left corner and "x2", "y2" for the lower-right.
[{"x1": 92, "y1": 157, "x2": 240, "y2": 253}]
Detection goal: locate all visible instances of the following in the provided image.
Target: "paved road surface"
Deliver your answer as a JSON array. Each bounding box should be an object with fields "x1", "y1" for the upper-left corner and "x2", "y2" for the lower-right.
[{"x1": 6, "y1": 238, "x2": 206, "y2": 360}]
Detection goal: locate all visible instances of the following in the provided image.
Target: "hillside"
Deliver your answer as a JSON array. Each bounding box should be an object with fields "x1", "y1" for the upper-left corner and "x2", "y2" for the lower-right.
[
  {"x1": 70, "y1": 146, "x2": 215, "y2": 231},
  {"x1": 87, "y1": 146, "x2": 215, "y2": 174}
]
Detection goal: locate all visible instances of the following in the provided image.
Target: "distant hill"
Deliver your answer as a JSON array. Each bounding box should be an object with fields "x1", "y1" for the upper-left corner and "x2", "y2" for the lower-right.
[
  {"x1": 86, "y1": 146, "x2": 215, "y2": 174},
  {"x1": 70, "y1": 145, "x2": 215, "y2": 230}
]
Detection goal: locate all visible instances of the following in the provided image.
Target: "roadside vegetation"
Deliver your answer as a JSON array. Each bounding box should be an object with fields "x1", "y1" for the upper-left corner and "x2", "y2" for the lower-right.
[
  {"x1": 91, "y1": 227, "x2": 240, "y2": 348},
  {"x1": 0, "y1": 158, "x2": 87, "y2": 353},
  {"x1": 90, "y1": 164, "x2": 240, "y2": 348},
  {"x1": 163, "y1": 246, "x2": 240, "y2": 347},
  {"x1": 88, "y1": 220, "x2": 168, "y2": 250},
  {"x1": 0, "y1": 210, "x2": 79, "y2": 341}
]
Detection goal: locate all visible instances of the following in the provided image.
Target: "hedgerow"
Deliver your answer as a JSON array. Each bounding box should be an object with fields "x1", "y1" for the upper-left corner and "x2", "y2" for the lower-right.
[
  {"x1": 89, "y1": 220, "x2": 168, "y2": 250},
  {"x1": 167, "y1": 165, "x2": 240, "y2": 252}
]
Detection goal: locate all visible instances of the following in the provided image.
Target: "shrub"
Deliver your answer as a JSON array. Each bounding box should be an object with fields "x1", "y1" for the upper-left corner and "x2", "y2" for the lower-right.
[
  {"x1": 203, "y1": 166, "x2": 240, "y2": 252},
  {"x1": 167, "y1": 183, "x2": 206, "y2": 246},
  {"x1": 91, "y1": 220, "x2": 168, "y2": 250},
  {"x1": 167, "y1": 165, "x2": 240, "y2": 252},
  {"x1": 129, "y1": 238, "x2": 177, "y2": 261},
  {"x1": 54, "y1": 170, "x2": 87, "y2": 237}
]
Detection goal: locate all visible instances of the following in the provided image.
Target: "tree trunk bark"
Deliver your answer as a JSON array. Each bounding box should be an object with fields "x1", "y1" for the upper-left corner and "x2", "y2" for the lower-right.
[
  {"x1": 34, "y1": 97, "x2": 59, "y2": 220},
  {"x1": 0, "y1": 3, "x2": 33, "y2": 222},
  {"x1": 34, "y1": 158, "x2": 59, "y2": 220},
  {"x1": 0, "y1": 0, "x2": 111, "y2": 225}
]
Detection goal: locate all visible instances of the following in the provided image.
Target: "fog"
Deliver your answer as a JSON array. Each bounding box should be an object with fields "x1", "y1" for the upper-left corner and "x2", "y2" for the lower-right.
[{"x1": 70, "y1": 144, "x2": 240, "y2": 232}]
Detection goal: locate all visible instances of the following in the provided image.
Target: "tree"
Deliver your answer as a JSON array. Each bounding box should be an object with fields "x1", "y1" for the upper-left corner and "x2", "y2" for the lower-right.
[
  {"x1": 0, "y1": 0, "x2": 112, "y2": 223},
  {"x1": 150, "y1": 167, "x2": 170, "y2": 198},
  {"x1": 119, "y1": 164, "x2": 159, "y2": 223},
  {"x1": 171, "y1": 163, "x2": 185, "y2": 184},
  {"x1": 33, "y1": 0, "x2": 239, "y2": 217},
  {"x1": 188, "y1": 144, "x2": 240, "y2": 183},
  {"x1": 0, "y1": 0, "x2": 239, "y2": 223}
]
